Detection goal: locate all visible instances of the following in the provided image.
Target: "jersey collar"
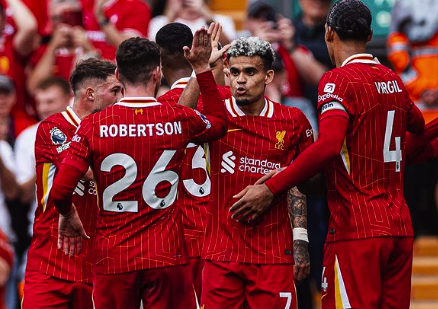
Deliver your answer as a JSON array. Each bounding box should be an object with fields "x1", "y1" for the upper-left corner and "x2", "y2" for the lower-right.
[
  {"x1": 62, "y1": 106, "x2": 81, "y2": 128},
  {"x1": 115, "y1": 97, "x2": 161, "y2": 108},
  {"x1": 341, "y1": 53, "x2": 378, "y2": 67},
  {"x1": 225, "y1": 97, "x2": 274, "y2": 118},
  {"x1": 170, "y1": 77, "x2": 190, "y2": 90}
]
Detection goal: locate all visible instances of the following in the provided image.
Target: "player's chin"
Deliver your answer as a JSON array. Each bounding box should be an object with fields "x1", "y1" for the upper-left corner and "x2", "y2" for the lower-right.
[{"x1": 235, "y1": 98, "x2": 251, "y2": 106}]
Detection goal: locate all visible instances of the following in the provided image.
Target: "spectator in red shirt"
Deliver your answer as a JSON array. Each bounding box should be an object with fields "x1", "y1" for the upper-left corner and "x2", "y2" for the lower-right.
[{"x1": 0, "y1": 0, "x2": 37, "y2": 115}]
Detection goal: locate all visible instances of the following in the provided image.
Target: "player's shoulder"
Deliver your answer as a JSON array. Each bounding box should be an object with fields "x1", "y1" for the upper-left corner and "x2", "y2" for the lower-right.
[
  {"x1": 271, "y1": 99, "x2": 305, "y2": 120},
  {"x1": 321, "y1": 66, "x2": 349, "y2": 82},
  {"x1": 41, "y1": 112, "x2": 67, "y2": 128},
  {"x1": 37, "y1": 112, "x2": 73, "y2": 144},
  {"x1": 158, "y1": 89, "x2": 182, "y2": 105}
]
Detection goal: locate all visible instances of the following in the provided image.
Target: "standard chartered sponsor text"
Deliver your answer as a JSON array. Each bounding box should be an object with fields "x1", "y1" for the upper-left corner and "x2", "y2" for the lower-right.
[{"x1": 239, "y1": 156, "x2": 281, "y2": 174}]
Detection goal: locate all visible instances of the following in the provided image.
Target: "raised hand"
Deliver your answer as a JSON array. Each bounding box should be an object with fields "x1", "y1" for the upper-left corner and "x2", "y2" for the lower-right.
[
  {"x1": 183, "y1": 27, "x2": 212, "y2": 74},
  {"x1": 208, "y1": 22, "x2": 230, "y2": 67}
]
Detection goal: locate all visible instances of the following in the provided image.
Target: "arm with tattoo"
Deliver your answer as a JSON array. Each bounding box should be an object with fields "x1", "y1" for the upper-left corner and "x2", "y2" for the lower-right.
[{"x1": 288, "y1": 187, "x2": 310, "y2": 282}]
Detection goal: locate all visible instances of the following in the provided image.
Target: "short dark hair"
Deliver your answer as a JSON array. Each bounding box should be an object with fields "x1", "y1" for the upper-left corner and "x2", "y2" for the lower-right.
[
  {"x1": 70, "y1": 58, "x2": 116, "y2": 94},
  {"x1": 116, "y1": 37, "x2": 160, "y2": 86},
  {"x1": 36, "y1": 76, "x2": 71, "y2": 95},
  {"x1": 327, "y1": 0, "x2": 372, "y2": 42},
  {"x1": 156, "y1": 22, "x2": 193, "y2": 55},
  {"x1": 155, "y1": 23, "x2": 193, "y2": 71},
  {"x1": 226, "y1": 37, "x2": 275, "y2": 71}
]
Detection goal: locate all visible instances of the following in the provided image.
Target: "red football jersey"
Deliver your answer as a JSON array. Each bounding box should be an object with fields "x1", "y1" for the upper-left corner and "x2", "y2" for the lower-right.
[
  {"x1": 0, "y1": 10, "x2": 30, "y2": 113},
  {"x1": 62, "y1": 95, "x2": 227, "y2": 274},
  {"x1": 26, "y1": 107, "x2": 97, "y2": 282},
  {"x1": 81, "y1": 0, "x2": 151, "y2": 60},
  {"x1": 158, "y1": 78, "x2": 231, "y2": 257},
  {"x1": 202, "y1": 97, "x2": 314, "y2": 264},
  {"x1": 317, "y1": 53, "x2": 416, "y2": 242}
]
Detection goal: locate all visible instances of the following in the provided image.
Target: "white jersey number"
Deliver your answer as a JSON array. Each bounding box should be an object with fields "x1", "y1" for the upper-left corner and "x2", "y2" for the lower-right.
[
  {"x1": 383, "y1": 110, "x2": 402, "y2": 172},
  {"x1": 182, "y1": 143, "x2": 211, "y2": 197},
  {"x1": 279, "y1": 292, "x2": 292, "y2": 309},
  {"x1": 101, "y1": 151, "x2": 178, "y2": 212}
]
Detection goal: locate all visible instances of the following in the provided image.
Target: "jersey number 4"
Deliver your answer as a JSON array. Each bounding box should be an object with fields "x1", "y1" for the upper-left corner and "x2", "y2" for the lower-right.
[{"x1": 383, "y1": 110, "x2": 402, "y2": 172}]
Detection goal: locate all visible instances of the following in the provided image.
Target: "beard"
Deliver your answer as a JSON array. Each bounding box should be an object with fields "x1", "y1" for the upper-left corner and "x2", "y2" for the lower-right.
[{"x1": 235, "y1": 98, "x2": 251, "y2": 106}]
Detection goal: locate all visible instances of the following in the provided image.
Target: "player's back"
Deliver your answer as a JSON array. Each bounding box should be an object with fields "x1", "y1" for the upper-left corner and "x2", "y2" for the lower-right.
[
  {"x1": 74, "y1": 97, "x2": 216, "y2": 274},
  {"x1": 318, "y1": 55, "x2": 415, "y2": 241},
  {"x1": 158, "y1": 82, "x2": 231, "y2": 257}
]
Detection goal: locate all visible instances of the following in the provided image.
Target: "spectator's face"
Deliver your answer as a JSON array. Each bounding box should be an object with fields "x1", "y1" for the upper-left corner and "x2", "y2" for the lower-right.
[
  {"x1": 50, "y1": 1, "x2": 81, "y2": 29},
  {"x1": 35, "y1": 86, "x2": 71, "y2": 120},
  {"x1": 0, "y1": 89, "x2": 15, "y2": 118},
  {"x1": 299, "y1": 0, "x2": 331, "y2": 25},
  {"x1": 92, "y1": 75, "x2": 123, "y2": 114},
  {"x1": 226, "y1": 56, "x2": 273, "y2": 106}
]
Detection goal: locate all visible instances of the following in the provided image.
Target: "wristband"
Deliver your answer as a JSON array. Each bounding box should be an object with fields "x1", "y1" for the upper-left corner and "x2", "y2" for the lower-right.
[{"x1": 293, "y1": 228, "x2": 309, "y2": 242}]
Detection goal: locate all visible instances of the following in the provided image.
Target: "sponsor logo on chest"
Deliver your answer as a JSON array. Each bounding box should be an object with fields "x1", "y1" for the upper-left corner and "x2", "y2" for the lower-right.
[{"x1": 220, "y1": 151, "x2": 281, "y2": 175}]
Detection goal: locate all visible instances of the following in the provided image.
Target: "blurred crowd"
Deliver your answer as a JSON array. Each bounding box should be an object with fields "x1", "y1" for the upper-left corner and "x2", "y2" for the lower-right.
[{"x1": 0, "y1": 0, "x2": 437, "y2": 308}]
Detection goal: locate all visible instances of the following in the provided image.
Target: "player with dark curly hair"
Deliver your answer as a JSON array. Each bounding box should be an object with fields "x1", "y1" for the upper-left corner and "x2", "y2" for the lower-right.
[{"x1": 231, "y1": 1, "x2": 425, "y2": 308}]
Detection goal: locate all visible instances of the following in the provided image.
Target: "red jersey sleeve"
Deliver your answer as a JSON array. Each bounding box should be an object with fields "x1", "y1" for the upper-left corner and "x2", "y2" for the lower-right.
[
  {"x1": 188, "y1": 71, "x2": 228, "y2": 142},
  {"x1": 317, "y1": 70, "x2": 353, "y2": 119},
  {"x1": 293, "y1": 109, "x2": 315, "y2": 159},
  {"x1": 61, "y1": 118, "x2": 93, "y2": 174},
  {"x1": 265, "y1": 113, "x2": 349, "y2": 195},
  {"x1": 36, "y1": 120, "x2": 71, "y2": 168}
]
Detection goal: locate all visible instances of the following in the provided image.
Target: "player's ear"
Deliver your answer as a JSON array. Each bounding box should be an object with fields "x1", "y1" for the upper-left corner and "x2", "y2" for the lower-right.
[
  {"x1": 325, "y1": 23, "x2": 334, "y2": 43},
  {"x1": 152, "y1": 66, "x2": 161, "y2": 82},
  {"x1": 367, "y1": 28, "x2": 373, "y2": 42},
  {"x1": 85, "y1": 87, "x2": 95, "y2": 101},
  {"x1": 223, "y1": 59, "x2": 230, "y2": 77},
  {"x1": 264, "y1": 69, "x2": 274, "y2": 85},
  {"x1": 115, "y1": 68, "x2": 120, "y2": 82}
]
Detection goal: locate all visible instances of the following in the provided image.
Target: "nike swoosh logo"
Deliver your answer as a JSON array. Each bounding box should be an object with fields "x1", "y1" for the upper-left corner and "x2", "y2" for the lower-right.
[{"x1": 227, "y1": 129, "x2": 242, "y2": 132}]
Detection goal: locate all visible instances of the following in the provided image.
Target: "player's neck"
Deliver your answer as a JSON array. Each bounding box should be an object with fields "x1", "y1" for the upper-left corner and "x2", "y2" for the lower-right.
[
  {"x1": 123, "y1": 85, "x2": 157, "y2": 99},
  {"x1": 334, "y1": 43, "x2": 367, "y2": 68},
  {"x1": 163, "y1": 68, "x2": 192, "y2": 86},
  {"x1": 238, "y1": 97, "x2": 266, "y2": 116},
  {"x1": 71, "y1": 103, "x2": 89, "y2": 120}
]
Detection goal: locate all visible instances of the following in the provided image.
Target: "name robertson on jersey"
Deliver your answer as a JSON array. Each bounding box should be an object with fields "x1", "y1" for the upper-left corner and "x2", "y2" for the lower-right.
[{"x1": 100, "y1": 122, "x2": 182, "y2": 137}]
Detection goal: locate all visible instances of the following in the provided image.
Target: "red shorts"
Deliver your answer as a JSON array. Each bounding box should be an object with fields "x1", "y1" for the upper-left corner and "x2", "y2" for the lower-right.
[
  {"x1": 22, "y1": 270, "x2": 93, "y2": 309},
  {"x1": 201, "y1": 260, "x2": 297, "y2": 309},
  {"x1": 93, "y1": 265, "x2": 197, "y2": 309},
  {"x1": 321, "y1": 237, "x2": 413, "y2": 309},
  {"x1": 190, "y1": 257, "x2": 204, "y2": 302}
]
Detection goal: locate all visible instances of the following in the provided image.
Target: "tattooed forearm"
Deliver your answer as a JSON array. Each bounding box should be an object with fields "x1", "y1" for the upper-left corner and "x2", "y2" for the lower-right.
[{"x1": 287, "y1": 186, "x2": 307, "y2": 229}]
